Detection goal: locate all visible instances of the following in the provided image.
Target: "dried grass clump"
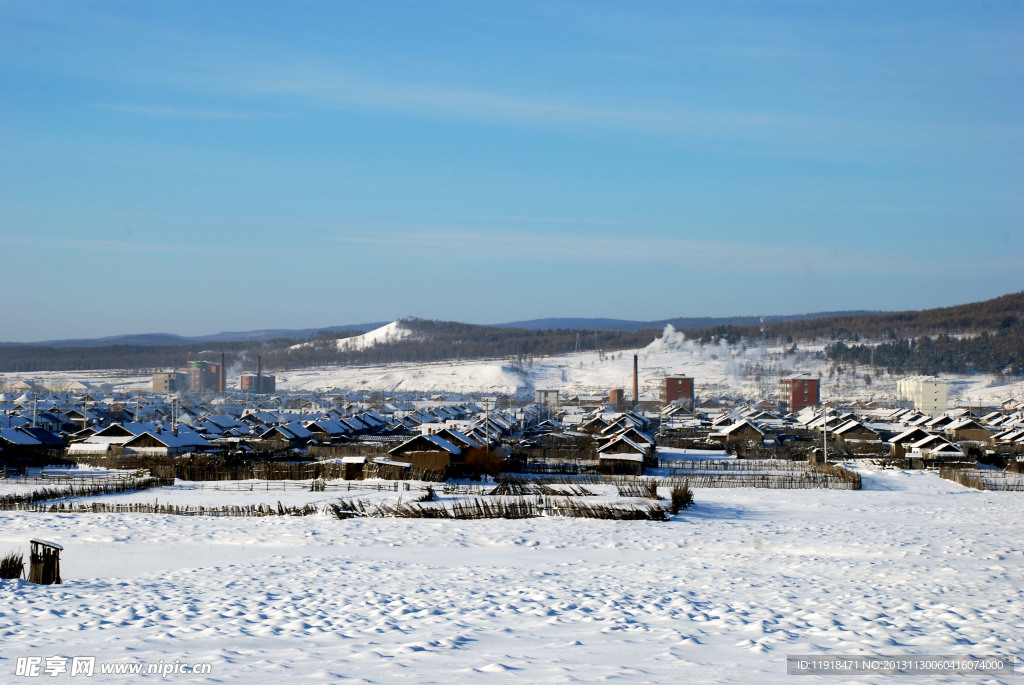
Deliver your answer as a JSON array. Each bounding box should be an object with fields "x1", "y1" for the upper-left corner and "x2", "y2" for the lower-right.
[
  {"x1": 669, "y1": 482, "x2": 694, "y2": 515},
  {"x1": 548, "y1": 498, "x2": 668, "y2": 521},
  {"x1": 615, "y1": 478, "x2": 660, "y2": 499},
  {"x1": 377, "y1": 498, "x2": 540, "y2": 519},
  {"x1": 1, "y1": 551, "x2": 24, "y2": 580}
]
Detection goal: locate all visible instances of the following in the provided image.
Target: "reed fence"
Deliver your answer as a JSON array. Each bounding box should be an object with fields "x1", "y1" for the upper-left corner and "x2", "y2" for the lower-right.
[
  {"x1": 24, "y1": 500, "x2": 321, "y2": 516},
  {"x1": 0, "y1": 476, "x2": 174, "y2": 510},
  {"x1": 938, "y1": 467, "x2": 1024, "y2": 491}
]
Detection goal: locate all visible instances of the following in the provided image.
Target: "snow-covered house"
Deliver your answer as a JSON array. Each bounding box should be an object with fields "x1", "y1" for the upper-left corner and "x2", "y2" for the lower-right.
[
  {"x1": 259, "y1": 422, "x2": 314, "y2": 448},
  {"x1": 596, "y1": 435, "x2": 646, "y2": 476},
  {"x1": 123, "y1": 429, "x2": 214, "y2": 457},
  {"x1": 712, "y1": 420, "x2": 765, "y2": 445},
  {"x1": 907, "y1": 434, "x2": 964, "y2": 461},
  {"x1": 831, "y1": 420, "x2": 881, "y2": 445},
  {"x1": 944, "y1": 418, "x2": 991, "y2": 444},
  {"x1": 388, "y1": 434, "x2": 463, "y2": 471}
]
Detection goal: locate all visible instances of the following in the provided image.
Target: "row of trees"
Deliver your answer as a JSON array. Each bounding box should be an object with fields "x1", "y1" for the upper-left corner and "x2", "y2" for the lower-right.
[{"x1": 0, "y1": 339, "x2": 292, "y2": 373}]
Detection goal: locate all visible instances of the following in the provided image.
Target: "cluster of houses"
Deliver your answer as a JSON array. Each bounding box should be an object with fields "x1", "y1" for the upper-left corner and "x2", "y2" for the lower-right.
[
  {"x1": 519, "y1": 395, "x2": 1024, "y2": 471},
  {"x1": 0, "y1": 387, "x2": 552, "y2": 477},
  {"x1": 2, "y1": 378, "x2": 1022, "y2": 475},
  {"x1": 533, "y1": 408, "x2": 659, "y2": 476},
  {"x1": 790, "y1": 402, "x2": 1024, "y2": 461}
]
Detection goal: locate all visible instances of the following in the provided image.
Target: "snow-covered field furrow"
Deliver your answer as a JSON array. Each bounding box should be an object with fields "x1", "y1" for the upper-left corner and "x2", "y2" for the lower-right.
[{"x1": 1, "y1": 466, "x2": 1021, "y2": 683}]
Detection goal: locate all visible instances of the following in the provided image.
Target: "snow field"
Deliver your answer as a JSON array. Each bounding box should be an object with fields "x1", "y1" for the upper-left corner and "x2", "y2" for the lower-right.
[{"x1": 2, "y1": 465, "x2": 1022, "y2": 683}]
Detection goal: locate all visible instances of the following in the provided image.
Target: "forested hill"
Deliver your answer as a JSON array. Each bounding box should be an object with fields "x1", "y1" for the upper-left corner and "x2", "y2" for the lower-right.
[
  {"x1": 688, "y1": 292, "x2": 1024, "y2": 344},
  {"x1": 265, "y1": 319, "x2": 662, "y2": 370},
  {"x1": 820, "y1": 292, "x2": 1024, "y2": 376},
  {"x1": 0, "y1": 320, "x2": 663, "y2": 374},
  {"x1": 679, "y1": 292, "x2": 1024, "y2": 377}
]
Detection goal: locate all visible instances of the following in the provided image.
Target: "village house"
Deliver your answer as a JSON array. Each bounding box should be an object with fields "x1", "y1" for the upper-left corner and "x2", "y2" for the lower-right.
[
  {"x1": 387, "y1": 434, "x2": 463, "y2": 471},
  {"x1": 944, "y1": 418, "x2": 992, "y2": 444},
  {"x1": 123, "y1": 428, "x2": 215, "y2": 457},
  {"x1": 596, "y1": 435, "x2": 646, "y2": 476},
  {"x1": 831, "y1": 420, "x2": 882, "y2": 446},
  {"x1": 887, "y1": 427, "x2": 934, "y2": 458}
]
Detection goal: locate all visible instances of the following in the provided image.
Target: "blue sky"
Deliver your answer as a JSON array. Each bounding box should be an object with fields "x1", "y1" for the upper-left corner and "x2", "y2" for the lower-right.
[{"x1": 1, "y1": 1, "x2": 1021, "y2": 341}]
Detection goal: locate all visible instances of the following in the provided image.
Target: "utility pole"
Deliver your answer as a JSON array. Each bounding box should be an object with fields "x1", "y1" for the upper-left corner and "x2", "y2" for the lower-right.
[
  {"x1": 484, "y1": 397, "x2": 490, "y2": 448},
  {"x1": 822, "y1": 402, "x2": 828, "y2": 465}
]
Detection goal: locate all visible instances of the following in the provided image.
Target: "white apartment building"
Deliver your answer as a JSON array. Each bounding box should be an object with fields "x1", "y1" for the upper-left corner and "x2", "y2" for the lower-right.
[{"x1": 896, "y1": 376, "x2": 948, "y2": 416}]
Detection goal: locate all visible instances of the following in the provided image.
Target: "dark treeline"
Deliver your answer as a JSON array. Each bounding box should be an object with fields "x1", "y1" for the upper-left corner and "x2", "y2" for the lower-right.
[
  {"x1": 826, "y1": 331, "x2": 1024, "y2": 376},
  {"x1": 0, "y1": 339, "x2": 298, "y2": 373}
]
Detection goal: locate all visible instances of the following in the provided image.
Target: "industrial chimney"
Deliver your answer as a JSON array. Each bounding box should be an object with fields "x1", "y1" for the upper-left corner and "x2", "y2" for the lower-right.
[
  {"x1": 633, "y1": 354, "x2": 639, "y2": 404},
  {"x1": 257, "y1": 355, "x2": 262, "y2": 378},
  {"x1": 220, "y1": 352, "x2": 226, "y2": 394}
]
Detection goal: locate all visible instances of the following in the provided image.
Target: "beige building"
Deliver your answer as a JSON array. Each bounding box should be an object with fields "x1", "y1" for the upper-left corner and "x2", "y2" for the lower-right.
[
  {"x1": 896, "y1": 376, "x2": 948, "y2": 416},
  {"x1": 535, "y1": 389, "x2": 560, "y2": 412}
]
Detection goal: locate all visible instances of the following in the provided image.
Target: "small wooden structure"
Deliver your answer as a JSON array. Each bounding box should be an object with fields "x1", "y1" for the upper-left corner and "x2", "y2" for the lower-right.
[{"x1": 29, "y1": 539, "x2": 62, "y2": 585}]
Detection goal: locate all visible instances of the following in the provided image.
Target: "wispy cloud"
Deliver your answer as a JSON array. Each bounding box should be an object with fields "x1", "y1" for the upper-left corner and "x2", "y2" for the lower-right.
[
  {"x1": 94, "y1": 103, "x2": 290, "y2": 120},
  {"x1": 0, "y1": 235, "x2": 270, "y2": 258},
  {"x1": 453, "y1": 215, "x2": 672, "y2": 228},
  {"x1": 235, "y1": 71, "x2": 795, "y2": 137}
]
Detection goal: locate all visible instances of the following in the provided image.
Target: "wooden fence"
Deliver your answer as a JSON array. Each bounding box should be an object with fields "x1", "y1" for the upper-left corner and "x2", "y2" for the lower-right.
[{"x1": 657, "y1": 459, "x2": 861, "y2": 489}]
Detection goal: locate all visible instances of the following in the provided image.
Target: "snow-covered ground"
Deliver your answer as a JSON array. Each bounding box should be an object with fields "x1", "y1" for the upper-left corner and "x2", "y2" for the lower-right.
[
  {"x1": 3, "y1": 322, "x2": 1023, "y2": 404},
  {"x1": 2, "y1": 464, "x2": 1022, "y2": 683}
]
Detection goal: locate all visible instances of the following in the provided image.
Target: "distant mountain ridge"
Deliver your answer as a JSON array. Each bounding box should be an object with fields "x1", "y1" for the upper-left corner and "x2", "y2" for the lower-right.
[
  {"x1": 5, "y1": 312, "x2": 882, "y2": 347},
  {"x1": 4, "y1": 323, "x2": 389, "y2": 348},
  {"x1": 0, "y1": 293, "x2": 1019, "y2": 375}
]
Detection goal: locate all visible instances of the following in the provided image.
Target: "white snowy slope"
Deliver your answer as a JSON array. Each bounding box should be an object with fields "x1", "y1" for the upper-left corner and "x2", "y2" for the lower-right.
[
  {"x1": 289, "y1": 321, "x2": 418, "y2": 353},
  {"x1": 333, "y1": 321, "x2": 418, "y2": 351},
  {"x1": 1, "y1": 464, "x2": 1022, "y2": 684}
]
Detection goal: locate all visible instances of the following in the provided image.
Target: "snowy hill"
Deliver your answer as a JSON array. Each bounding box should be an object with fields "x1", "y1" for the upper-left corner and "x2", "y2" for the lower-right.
[{"x1": 333, "y1": 321, "x2": 419, "y2": 351}]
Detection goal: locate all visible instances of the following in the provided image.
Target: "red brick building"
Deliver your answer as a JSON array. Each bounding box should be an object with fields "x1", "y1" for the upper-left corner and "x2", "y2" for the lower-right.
[
  {"x1": 185, "y1": 361, "x2": 222, "y2": 394},
  {"x1": 240, "y1": 373, "x2": 276, "y2": 394},
  {"x1": 661, "y1": 376, "x2": 694, "y2": 409},
  {"x1": 778, "y1": 373, "x2": 819, "y2": 414}
]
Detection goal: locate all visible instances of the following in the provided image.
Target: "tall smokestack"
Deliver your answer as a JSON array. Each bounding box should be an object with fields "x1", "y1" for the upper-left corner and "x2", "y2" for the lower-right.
[
  {"x1": 257, "y1": 356, "x2": 261, "y2": 378},
  {"x1": 633, "y1": 354, "x2": 639, "y2": 404},
  {"x1": 220, "y1": 352, "x2": 226, "y2": 394}
]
